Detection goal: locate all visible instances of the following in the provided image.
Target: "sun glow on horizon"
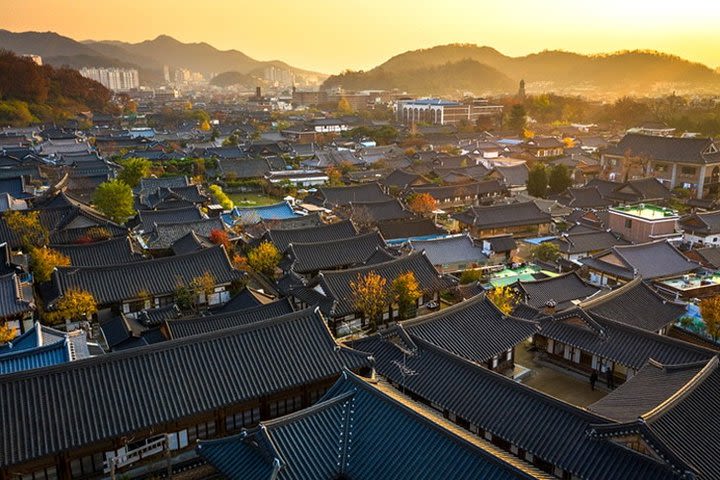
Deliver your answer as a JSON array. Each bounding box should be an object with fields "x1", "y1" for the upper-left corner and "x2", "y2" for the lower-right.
[{"x1": 4, "y1": 0, "x2": 720, "y2": 74}]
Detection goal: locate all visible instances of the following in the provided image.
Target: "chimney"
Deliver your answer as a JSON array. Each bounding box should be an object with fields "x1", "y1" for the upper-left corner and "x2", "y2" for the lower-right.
[
  {"x1": 255, "y1": 86, "x2": 261, "y2": 99},
  {"x1": 543, "y1": 299, "x2": 557, "y2": 316}
]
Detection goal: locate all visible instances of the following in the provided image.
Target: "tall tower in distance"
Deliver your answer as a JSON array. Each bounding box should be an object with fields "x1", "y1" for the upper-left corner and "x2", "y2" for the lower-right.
[{"x1": 518, "y1": 79, "x2": 526, "y2": 100}]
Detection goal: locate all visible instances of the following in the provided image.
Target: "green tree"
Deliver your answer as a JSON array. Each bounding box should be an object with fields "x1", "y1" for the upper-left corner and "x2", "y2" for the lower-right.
[
  {"x1": 392, "y1": 271, "x2": 422, "y2": 320},
  {"x1": 548, "y1": 164, "x2": 573, "y2": 195},
  {"x1": 507, "y1": 104, "x2": 527, "y2": 134},
  {"x1": 117, "y1": 157, "x2": 151, "y2": 188},
  {"x1": 29, "y1": 247, "x2": 70, "y2": 283},
  {"x1": 526, "y1": 164, "x2": 548, "y2": 198},
  {"x1": 247, "y1": 241, "x2": 281, "y2": 278},
  {"x1": 93, "y1": 180, "x2": 135, "y2": 224},
  {"x1": 530, "y1": 242, "x2": 561, "y2": 262}
]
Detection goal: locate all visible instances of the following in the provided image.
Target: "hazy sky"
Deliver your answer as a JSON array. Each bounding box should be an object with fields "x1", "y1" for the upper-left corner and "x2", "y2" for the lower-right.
[{"x1": 6, "y1": 0, "x2": 720, "y2": 74}]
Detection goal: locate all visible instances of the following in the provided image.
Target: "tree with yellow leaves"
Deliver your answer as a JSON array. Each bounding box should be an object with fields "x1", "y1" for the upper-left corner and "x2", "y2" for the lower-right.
[
  {"x1": 700, "y1": 296, "x2": 720, "y2": 342},
  {"x1": 247, "y1": 241, "x2": 281, "y2": 278},
  {"x1": 209, "y1": 184, "x2": 234, "y2": 210},
  {"x1": 29, "y1": 247, "x2": 70, "y2": 283},
  {"x1": 337, "y1": 97, "x2": 353, "y2": 115},
  {"x1": 200, "y1": 119, "x2": 211, "y2": 131},
  {"x1": 0, "y1": 323, "x2": 16, "y2": 344},
  {"x1": 351, "y1": 271, "x2": 389, "y2": 332},
  {"x1": 562, "y1": 137, "x2": 575, "y2": 148},
  {"x1": 392, "y1": 271, "x2": 421, "y2": 320},
  {"x1": 46, "y1": 288, "x2": 98, "y2": 325},
  {"x1": 486, "y1": 287, "x2": 518, "y2": 315},
  {"x1": 407, "y1": 193, "x2": 437, "y2": 217},
  {"x1": 4, "y1": 210, "x2": 49, "y2": 249}
]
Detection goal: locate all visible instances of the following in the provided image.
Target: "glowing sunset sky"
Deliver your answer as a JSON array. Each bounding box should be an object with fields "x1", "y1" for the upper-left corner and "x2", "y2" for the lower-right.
[{"x1": 6, "y1": 0, "x2": 720, "y2": 73}]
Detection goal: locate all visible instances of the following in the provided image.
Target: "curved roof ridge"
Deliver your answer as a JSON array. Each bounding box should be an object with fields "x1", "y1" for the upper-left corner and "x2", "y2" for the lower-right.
[
  {"x1": 576, "y1": 276, "x2": 644, "y2": 309},
  {"x1": 642, "y1": 356, "x2": 718, "y2": 423},
  {"x1": 409, "y1": 334, "x2": 611, "y2": 422}
]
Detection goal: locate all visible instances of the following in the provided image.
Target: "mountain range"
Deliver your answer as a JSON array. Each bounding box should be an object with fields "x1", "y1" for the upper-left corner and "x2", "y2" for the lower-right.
[
  {"x1": 322, "y1": 44, "x2": 720, "y2": 97},
  {"x1": 1, "y1": 30, "x2": 719, "y2": 98},
  {"x1": 0, "y1": 30, "x2": 325, "y2": 86}
]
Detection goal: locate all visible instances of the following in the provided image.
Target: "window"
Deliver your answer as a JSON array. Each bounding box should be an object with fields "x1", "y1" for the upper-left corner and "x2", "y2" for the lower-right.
[
  {"x1": 70, "y1": 453, "x2": 105, "y2": 477},
  {"x1": 624, "y1": 218, "x2": 632, "y2": 228},
  {"x1": 681, "y1": 166, "x2": 697, "y2": 175},
  {"x1": 226, "y1": 407, "x2": 261, "y2": 431},
  {"x1": 654, "y1": 163, "x2": 668, "y2": 173},
  {"x1": 269, "y1": 395, "x2": 303, "y2": 417}
]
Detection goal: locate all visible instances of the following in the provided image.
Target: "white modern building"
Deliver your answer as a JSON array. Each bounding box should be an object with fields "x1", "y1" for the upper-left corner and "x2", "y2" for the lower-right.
[{"x1": 79, "y1": 67, "x2": 140, "y2": 91}]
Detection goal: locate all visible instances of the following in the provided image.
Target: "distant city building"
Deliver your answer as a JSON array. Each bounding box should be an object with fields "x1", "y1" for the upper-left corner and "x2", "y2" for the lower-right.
[
  {"x1": 21, "y1": 54, "x2": 42, "y2": 66},
  {"x1": 397, "y1": 98, "x2": 503, "y2": 126},
  {"x1": 79, "y1": 67, "x2": 139, "y2": 91}
]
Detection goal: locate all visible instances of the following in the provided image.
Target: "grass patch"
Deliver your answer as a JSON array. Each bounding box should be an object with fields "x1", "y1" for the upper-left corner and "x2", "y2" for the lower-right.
[{"x1": 228, "y1": 192, "x2": 282, "y2": 207}]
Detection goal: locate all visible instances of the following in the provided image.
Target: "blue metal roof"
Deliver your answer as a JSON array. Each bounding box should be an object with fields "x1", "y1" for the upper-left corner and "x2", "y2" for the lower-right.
[
  {"x1": 225, "y1": 202, "x2": 301, "y2": 226},
  {"x1": 0, "y1": 340, "x2": 70, "y2": 375},
  {"x1": 197, "y1": 371, "x2": 537, "y2": 480}
]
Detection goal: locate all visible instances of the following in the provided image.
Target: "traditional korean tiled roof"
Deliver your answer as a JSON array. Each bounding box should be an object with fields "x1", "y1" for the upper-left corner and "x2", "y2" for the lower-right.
[
  {"x1": 350, "y1": 198, "x2": 411, "y2": 223},
  {"x1": 515, "y1": 272, "x2": 601, "y2": 310},
  {"x1": 0, "y1": 322, "x2": 93, "y2": 374},
  {"x1": 170, "y1": 230, "x2": 215, "y2": 256},
  {"x1": 197, "y1": 371, "x2": 543, "y2": 480},
  {"x1": 47, "y1": 246, "x2": 241, "y2": 307},
  {"x1": 606, "y1": 178, "x2": 671, "y2": 203},
  {"x1": 399, "y1": 294, "x2": 539, "y2": 364},
  {"x1": 314, "y1": 253, "x2": 457, "y2": 317},
  {"x1": 688, "y1": 246, "x2": 720, "y2": 269},
  {"x1": 377, "y1": 218, "x2": 445, "y2": 241},
  {"x1": 0, "y1": 339, "x2": 70, "y2": 375},
  {"x1": 380, "y1": 168, "x2": 430, "y2": 189},
  {"x1": 678, "y1": 210, "x2": 720, "y2": 235},
  {"x1": 580, "y1": 240, "x2": 700, "y2": 280},
  {"x1": 144, "y1": 217, "x2": 225, "y2": 250},
  {"x1": 453, "y1": 202, "x2": 552, "y2": 229},
  {"x1": 605, "y1": 133, "x2": 720, "y2": 165},
  {"x1": 590, "y1": 356, "x2": 720, "y2": 479},
  {"x1": 493, "y1": 164, "x2": 529, "y2": 187},
  {"x1": 549, "y1": 230, "x2": 629, "y2": 255},
  {"x1": 265, "y1": 220, "x2": 357, "y2": 253},
  {"x1": 137, "y1": 176, "x2": 190, "y2": 192},
  {"x1": 0, "y1": 273, "x2": 32, "y2": 318},
  {"x1": 165, "y1": 299, "x2": 295, "y2": 339},
  {"x1": 538, "y1": 309, "x2": 715, "y2": 370},
  {"x1": 213, "y1": 287, "x2": 276, "y2": 314},
  {"x1": 135, "y1": 185, "x2": 209, "y2": 210},
  {"x1": 410, "y1": 180, "x2": 505, "y2": 201},
  {"x1": 555, "y1": 186, "x2": 613, "y2": 209},
  {"x1": 306, "y1": 183, "x2": 392, "y2": 207},
  {"x1": 482, "y1": 234, "x2": 517, "y2": 253},
  {"x1": 579, "y1": 278, "x2": 686, "y2": 331},
  {"x1": 588, "y1": 359, "x2": 708, "y2": 422},
  {"x1": 0, "y1": 307, "x2": 371, "y2": 469},
  {"x1": 363, "y1": 247, "x2": 399, "y2": 266},
  {"x1": 51, "y1": 237, "x2": 143, "y2": 267},
  {"x1": 409, "y1": 234, "x2": 487, "y2": 267},
  {"x1": 284, "y1": 232, "x2": 386, "y2": 274},
  {"x1": 137, "y1": 206, "x2": 204, "y2": 232},
  {"x1": 352, "y1": 334, "x2": 681, "y2": 480}
]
